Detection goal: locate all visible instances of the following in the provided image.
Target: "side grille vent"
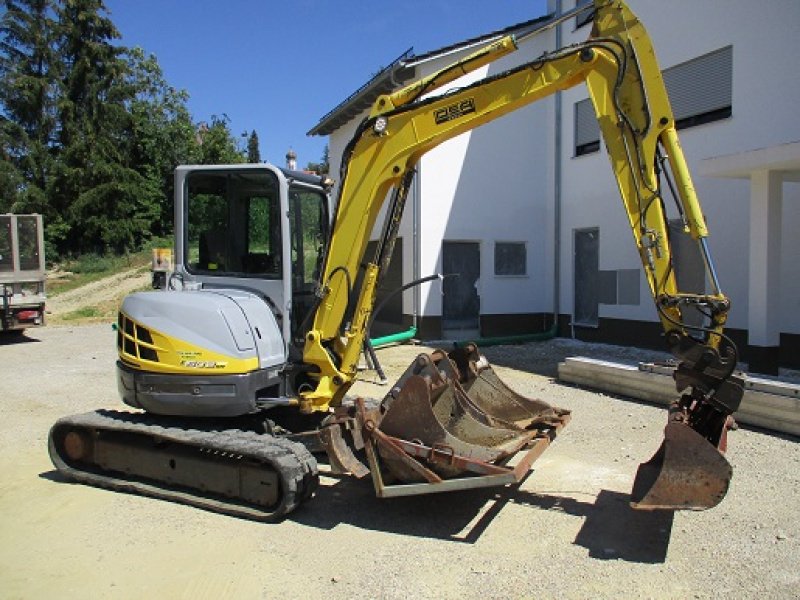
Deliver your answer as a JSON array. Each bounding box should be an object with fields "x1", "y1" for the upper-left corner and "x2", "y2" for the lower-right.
[{"x1": 118, "y1": 312, "x2": 160, "y2": 363}]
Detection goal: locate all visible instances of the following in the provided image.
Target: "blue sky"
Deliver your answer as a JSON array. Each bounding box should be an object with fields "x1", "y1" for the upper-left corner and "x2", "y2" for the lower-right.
[{"x1": 105, "y1": 0, "x2": 548, "y2": 169}]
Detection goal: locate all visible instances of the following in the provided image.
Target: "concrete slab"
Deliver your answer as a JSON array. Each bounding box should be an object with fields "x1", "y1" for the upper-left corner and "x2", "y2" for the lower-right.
[{"x1": 558, "y1": 357, "x2": 800, "y2": 436}]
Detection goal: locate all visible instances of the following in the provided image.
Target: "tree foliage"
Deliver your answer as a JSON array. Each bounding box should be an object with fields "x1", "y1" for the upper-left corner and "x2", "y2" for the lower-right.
[
  {"x1": 0, "y1": 0, "x2": 59, "y2": 216},
  {"x1": 195, "y1": 115, "x2": 244, "y2": 166},
  {"x1": 247, "y1": 129, "x2": 260, "y2": 163},
  {"x1": 0, "y1": 0, "x2": 249, "y2": 257},
  {"x1": 305, "y1": 144, "x2": 329, "y2": 175}
]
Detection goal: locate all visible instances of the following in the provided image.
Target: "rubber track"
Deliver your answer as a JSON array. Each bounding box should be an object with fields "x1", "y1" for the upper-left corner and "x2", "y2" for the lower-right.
[{"x1": 48, "y1": 410, "x2": 319, "y2": 521}]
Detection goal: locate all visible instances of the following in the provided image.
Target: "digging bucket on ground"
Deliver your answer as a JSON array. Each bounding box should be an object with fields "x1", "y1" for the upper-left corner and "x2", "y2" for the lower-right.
[{"x1": 358, "y1": 345, "x2": 570, "y2": 496}]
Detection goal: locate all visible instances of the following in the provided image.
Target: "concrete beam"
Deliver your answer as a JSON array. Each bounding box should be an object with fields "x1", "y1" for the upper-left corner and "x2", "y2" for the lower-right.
[{"x1": 558, "y1": 356, "x2": 800, "y2": 436}]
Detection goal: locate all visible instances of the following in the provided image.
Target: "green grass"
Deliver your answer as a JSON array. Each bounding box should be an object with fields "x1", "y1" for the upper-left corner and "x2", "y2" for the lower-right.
[{"x1": 62, "y1": 306, "x2": 101, "y2": 320}]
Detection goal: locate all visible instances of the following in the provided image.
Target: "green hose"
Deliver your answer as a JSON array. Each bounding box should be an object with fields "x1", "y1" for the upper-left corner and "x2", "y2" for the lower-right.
[
  {"x1": 370, "y1": 326, "x2": 418, "y2": 349},
  {"x1": 370, "y1": 320, "x2": 558, "y2": 350}
]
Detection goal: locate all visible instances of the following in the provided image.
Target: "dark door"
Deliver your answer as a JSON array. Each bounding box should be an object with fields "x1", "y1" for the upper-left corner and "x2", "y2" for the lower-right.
[
  {"x1": 668, "y1": 219, "x2": 705, "y2": 328},
  {"x1": 442, "y1": 241, "x2": 480, "y2": 335},
  {"x1": 574, "y1": 228, "x2": 599, "y2": 327},
  {"x1": 365, "y1": 238, "x2": 404, "y2": 336}
]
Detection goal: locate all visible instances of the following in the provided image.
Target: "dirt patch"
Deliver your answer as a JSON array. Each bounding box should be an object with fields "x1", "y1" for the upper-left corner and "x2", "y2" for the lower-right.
[{"x1": 46, "y1": 267, "x2": 150, "y2": 323}]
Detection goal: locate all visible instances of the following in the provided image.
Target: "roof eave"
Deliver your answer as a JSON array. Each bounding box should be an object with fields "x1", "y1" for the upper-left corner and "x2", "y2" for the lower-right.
[
  {"x1": 307, "y1": 50, "x2": 416, "y2": 137},
  {"x1": 307, "y1": 13, "x2": 553, "y2": 138}
]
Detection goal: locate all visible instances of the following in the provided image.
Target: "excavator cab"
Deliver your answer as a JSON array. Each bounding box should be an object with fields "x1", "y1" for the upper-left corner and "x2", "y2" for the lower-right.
[
  {"x1": 179, "y1": 165, "x2": 331, "y2": 340},
  {"x1": 111, "y1": 165, "x2": 333, "y2": 418}
]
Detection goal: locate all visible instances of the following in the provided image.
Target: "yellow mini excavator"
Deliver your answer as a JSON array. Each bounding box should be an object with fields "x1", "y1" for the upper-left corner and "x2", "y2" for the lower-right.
[{"x1": 49, "y1": 0, "x2": 743, "y2": 520}]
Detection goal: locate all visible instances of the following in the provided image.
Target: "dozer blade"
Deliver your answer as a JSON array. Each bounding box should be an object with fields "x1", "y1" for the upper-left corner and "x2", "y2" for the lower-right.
[
  {"x1": 630, "y1": 421, "x2": 732, "y2": 511},
  {"x1": 359, "y1": 346, "x2": 570, "y2": 497}
]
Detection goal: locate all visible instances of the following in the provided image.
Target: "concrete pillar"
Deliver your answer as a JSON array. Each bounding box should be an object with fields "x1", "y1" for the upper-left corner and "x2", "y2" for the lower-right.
[{"x1": 747, "y1": 170, "x2": 782, "y2": 374}]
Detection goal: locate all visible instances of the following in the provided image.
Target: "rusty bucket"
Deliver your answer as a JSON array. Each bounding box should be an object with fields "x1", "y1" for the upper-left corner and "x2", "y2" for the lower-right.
[
  {"x1": 631, "y1": 413, "x2": 733, "y2": 511},
  {"x1": 359, "y1": 345, "x2": 570, "y2": 496}
]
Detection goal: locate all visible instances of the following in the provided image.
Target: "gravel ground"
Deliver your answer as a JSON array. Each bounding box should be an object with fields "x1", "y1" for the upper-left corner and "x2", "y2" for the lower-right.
[{"x1": 1, "y1": 323, "x2": 798, "y2": 599}]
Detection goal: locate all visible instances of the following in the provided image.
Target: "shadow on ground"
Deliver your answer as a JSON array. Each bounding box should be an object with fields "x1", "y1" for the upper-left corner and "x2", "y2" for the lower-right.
[
  {"x1": 0, "y1": 331, "x2": 41, "y2": 346},
  {"x1": 40, "y1": 461, "x2": 672, "y2": 563},
  {"x1": 294, "y1": 474, "x2": 673, "y2": 563},
  {"x1": 480, "y1": 344, "x2": 572, "y2": 378}
]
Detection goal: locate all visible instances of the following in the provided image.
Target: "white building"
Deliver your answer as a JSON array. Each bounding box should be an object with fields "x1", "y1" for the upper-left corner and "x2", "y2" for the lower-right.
[{"x1": 308, "y1": 0, "x2": 800, "y2": 375}]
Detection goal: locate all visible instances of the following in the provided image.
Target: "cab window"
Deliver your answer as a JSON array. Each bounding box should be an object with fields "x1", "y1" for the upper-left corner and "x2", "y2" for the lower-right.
[{"x1": 186, "y1": 170, "x2": 281, "y2": 277}]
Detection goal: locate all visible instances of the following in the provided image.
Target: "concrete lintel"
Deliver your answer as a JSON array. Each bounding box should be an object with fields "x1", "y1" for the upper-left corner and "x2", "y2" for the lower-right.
[{"x1": 698, "y1": 140, "x2": 800, "y2": 182}]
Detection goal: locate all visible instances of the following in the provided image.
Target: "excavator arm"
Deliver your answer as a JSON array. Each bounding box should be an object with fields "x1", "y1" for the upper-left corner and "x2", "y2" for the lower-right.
[
  {"x1": 300, "y1": 0, "x2": 741, "y2": 509},
  {"x1": 302, "y1": 1, "x2": 740, "y2": 407}
]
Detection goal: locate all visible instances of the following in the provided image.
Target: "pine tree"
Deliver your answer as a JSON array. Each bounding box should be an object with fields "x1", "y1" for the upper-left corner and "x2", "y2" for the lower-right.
[
  {"x1": 247, "y1": 129, "x2": 260, "y2": 163},
  {"x1": 0, "y1": 0, "x2": 59, "y2": 216},
  {"x1": 321, "y1": 144, "x2": 329, "y2": 174},
  {"x1": 305, "y1": 145, "x2": 330, "y2": 175},
  {"x1": 53, "y1": 0, "x2": 158, "y2": 253}
]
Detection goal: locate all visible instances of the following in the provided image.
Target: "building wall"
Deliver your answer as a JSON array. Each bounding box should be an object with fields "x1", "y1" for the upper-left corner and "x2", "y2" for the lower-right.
[
  {"x1": 403, "y1": 31, "x2": 556, "y2": 330},
  {"x1": 555, "y1": 0, "x2": 800, "y2": 341},
  {"x1": 327, "y1": 31, "x2": 556, "y2": 336}
]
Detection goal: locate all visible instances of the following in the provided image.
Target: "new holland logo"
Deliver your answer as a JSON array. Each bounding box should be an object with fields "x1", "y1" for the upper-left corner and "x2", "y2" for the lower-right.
[{"x1": 434, "y1": 98, "x2": 476, "y2": 125}]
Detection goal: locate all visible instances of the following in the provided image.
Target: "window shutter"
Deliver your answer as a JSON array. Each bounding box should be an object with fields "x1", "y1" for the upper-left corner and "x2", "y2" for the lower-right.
[
  {"x1": 574, "y1": 98, "x2": 600, "y2": 154},
  {"x1": 664, "y1": 46, "x2": 733, "y2": 122}
]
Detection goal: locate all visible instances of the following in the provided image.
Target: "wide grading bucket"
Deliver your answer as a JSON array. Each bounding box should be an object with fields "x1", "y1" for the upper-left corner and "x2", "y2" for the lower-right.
[{"x1": 356, "y1": 344, "x2": 571, "y2": 497}]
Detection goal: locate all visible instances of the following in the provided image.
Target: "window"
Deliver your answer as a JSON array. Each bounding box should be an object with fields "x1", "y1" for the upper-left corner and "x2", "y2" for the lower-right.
[
  {"x1": 288, "y1": 188, "x2": 329, "y2": 332},
  {"x1": 17, "y1": 216, "x2": 40, "y2": 271},
  {"x1": 617, "y1": 269, "x2": 640, "y2": 305},
  {"x1": 573, "y1": 46, "x2": 733, "y2": 155},
  {"x1": 575, "y1": 0, "x2": 594, "y2": 29},
  {"x1": 574, "y1": 98, "x2": 600, "y2": 156},
  {"x1": 289, "y1": 189, "x2": 328, "y2": 287},
  {"x1": 495, "y1": 242, "x2": 526, "y2": 276},
  {"x1": 664, "y1": 46, "x2": 733, "y2": 130},
  {"x1": 598, "y1": 270, "x2": 617, "y2": 304},
  {"x1": 598, "y1": 268, "x2": 640, "y2": 306},
  {"x1": 186, "y1": 170, "x2": 282, "y2": 277}
]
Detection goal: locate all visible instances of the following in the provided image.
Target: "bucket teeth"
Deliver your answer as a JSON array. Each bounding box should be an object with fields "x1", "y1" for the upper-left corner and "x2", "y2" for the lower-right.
[{"x1": 371, "y1": 345, "x2": 570, "y2": 485}]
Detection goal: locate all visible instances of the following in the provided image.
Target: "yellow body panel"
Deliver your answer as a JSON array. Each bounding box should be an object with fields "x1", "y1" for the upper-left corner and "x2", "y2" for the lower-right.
[{"x1": 118, "y1": 313, "x2": 258, "y2": 376}]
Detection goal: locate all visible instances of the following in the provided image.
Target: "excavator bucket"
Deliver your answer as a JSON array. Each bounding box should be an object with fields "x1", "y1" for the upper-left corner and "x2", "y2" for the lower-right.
[
  {"x1": 630, "y1": 416, "x2": 733, "y2": 511},
  {"x1": 447, "y1": 343, "x2": 562, "y2": 428},
  {"x1": 357, "y1": 345, "x2": 570, "y2": 497}
]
